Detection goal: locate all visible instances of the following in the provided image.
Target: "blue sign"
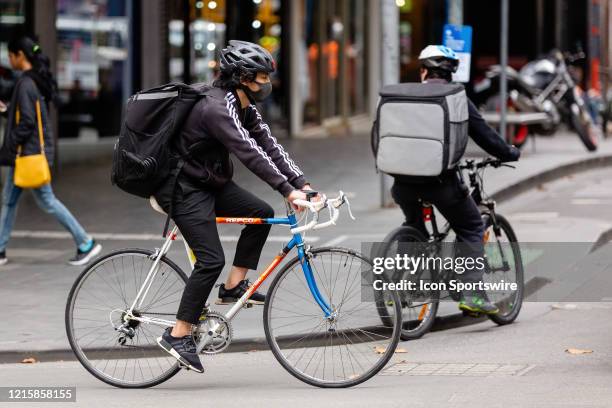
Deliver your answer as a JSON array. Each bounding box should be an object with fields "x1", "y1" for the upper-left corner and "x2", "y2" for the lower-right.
[{"x1": 442, "y1": 24, "x2": 473, "y2": 83}]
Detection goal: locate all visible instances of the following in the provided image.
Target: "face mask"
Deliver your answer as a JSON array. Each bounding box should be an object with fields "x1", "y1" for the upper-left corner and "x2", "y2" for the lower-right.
[{"x1": 244, "y1": 81, "x2": 272, "y2": 102}]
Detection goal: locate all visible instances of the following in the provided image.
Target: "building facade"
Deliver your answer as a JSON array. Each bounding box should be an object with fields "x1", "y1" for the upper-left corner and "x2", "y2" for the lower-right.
[
  {"x1": 0, "y1": 0, "x2": 609, "y2": 146},
  {"x1": 0, "y1": 0, "x2": 380, "y2": 141}
]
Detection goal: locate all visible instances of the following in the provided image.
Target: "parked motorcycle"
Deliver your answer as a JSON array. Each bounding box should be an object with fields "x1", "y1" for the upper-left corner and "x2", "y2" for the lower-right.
[{"x1": 472, "y1": 50, "x2": 601, "y2": 151}]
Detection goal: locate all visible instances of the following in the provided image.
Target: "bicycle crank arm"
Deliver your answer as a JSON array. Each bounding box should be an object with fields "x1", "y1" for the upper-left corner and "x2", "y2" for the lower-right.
[{"x1": 196, "y1": 321, "x2": 223, "y2": 353}]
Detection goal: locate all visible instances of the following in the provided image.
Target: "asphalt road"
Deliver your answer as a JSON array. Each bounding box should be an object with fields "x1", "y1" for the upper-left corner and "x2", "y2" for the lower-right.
[
  {"x1": 1, "y1": 301, "x2": 610, "y2": 408},
  {"x1": 2, "y1": 166, "x2": 612, "y2": 407}
]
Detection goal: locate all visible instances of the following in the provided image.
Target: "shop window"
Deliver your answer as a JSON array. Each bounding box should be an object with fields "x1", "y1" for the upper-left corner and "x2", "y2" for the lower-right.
[
  {"x1": 0, "y1": 0, "x2": 26, "y2": 142},
  {"x1": 398, "y1": 0, "x2": 426, "y2": 82},
  {"x1": 0, "y1": 0, "x2": 26, "y2": 68},
  {"x1": 56, "y1": 0, "x2": 128, "y2": 138},
  {"x1": 168, "y1": 0, "x2": 284, "y2": 127},
  {"x1": 347, "y1": 0, "x2": 367, "y2": 115},
  {"x1": 303, "y1": 0, "x2": 368, "y2": 126}
]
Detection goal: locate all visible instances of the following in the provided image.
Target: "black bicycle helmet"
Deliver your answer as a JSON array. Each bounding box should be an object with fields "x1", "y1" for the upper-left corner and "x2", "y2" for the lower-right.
[{"x1": 219, "y1": 40, "x2": 275, "y2": 79}]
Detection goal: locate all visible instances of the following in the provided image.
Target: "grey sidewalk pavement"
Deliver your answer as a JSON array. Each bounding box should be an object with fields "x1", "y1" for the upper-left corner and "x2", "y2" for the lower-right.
[{"x1": 1, "y1": 128, "x2": 612, "y2": 357}]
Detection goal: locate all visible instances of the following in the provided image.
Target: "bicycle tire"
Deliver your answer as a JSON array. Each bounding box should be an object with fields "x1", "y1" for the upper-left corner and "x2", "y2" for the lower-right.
[
  {"x1": 481, "y1": 214, "x2": 524, "y2": 325},
  {"x1": 65, "y1": 248, "x2": 187, "y2": 388},
  {"x1": 263, "y1": 247, "x2": 402, "y2": 388},
  {"x1": 570, "y1": 102, "x2": 599, "y2": 151},
  {"x1": 375, "y1": 226, "x2": 439, "y2": 340}
]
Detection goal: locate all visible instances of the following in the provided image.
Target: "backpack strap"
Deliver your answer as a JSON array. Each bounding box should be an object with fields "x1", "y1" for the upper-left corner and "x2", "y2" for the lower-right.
[{"x1": 162, "y1": 158, "x2": 185, "y2": 237}]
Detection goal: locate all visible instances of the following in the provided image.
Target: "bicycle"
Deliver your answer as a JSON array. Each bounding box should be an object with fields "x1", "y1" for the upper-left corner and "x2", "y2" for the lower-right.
[
  {"x1": 65, "y1": 191, "x2": 402, "y2": 388},
  {"x1": 375, "y1": 158, "x2": 524, "y2": 340}
]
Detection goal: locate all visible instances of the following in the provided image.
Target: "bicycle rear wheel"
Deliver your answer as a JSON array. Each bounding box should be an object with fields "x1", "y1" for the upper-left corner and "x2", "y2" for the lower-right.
[
  {"x1": 65, "y1": 249, "x2": 187, "y2": 388},
  {"x1": 264, "y1": 247, "x2": 402, "y2": 388},
  {"x1": 481, "y1": 214, "x2": 524, "y2": 325},
  {"x1": 374, "y1": 227, "x2": 438, "y2": 340}
]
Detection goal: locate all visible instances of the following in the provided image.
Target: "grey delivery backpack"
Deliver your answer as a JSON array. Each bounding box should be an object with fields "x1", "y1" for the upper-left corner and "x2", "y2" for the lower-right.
[{"x1": 372, "y1": 83, "x2": 469, "y2": 177}]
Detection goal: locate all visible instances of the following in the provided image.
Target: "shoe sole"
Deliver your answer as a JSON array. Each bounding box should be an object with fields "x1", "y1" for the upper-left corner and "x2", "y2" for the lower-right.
[
  {"x1": 68, "y1": 244, "x2": 102, "y2": 266},
  {"x1": 458, "y1": 304, "x2": 499, "y2": 315},
  {"x1": 156, "y1": 336, "x2": 204, "y2": 373},
  {"x1": 215, "y1": 298, "x2": 264, "y2": 306},
  {"x1": 0, "y1": 258, "x2": 7, "y2": 266}
]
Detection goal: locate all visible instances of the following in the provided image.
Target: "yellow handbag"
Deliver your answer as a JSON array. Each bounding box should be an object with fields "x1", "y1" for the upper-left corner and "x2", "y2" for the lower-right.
[{"x1": 13, "y1": 100, "x2": 52, "y2": 188}]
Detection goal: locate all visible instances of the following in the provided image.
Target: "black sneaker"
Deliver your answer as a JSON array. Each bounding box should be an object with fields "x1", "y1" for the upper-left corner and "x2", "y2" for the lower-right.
[
  {"x1": 458, "y1": 290, "x2": 499, "y2": 315},
  {"x1": 68, "y1": 241, "x2": 102, "y2": 266},
  {"x1": 156, "y1": 327, "x2": 204, "y2": 373},
  {"x1": 0, "y1": 251, "x2": 7, "y2": 266},
  {"x1": 216, "y1": 279, "x2": 266, "y2": 305}
]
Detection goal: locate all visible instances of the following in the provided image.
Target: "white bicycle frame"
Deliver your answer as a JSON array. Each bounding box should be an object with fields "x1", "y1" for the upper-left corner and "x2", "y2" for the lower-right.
[{"x1": 116, "y1": 192, "x2": 353, "y2": 353}]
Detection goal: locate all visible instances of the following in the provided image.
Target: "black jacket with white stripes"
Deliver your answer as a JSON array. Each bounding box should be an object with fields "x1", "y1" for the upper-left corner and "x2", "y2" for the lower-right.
[{"x1": 173, "y1": 86, "x2": 306, "y2": 196}]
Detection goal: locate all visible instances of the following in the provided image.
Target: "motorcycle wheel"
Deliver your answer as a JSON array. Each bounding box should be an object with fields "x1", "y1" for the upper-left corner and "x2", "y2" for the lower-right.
[{"x1": 570, "y1": 102, "x2": 600, "y2": 152}]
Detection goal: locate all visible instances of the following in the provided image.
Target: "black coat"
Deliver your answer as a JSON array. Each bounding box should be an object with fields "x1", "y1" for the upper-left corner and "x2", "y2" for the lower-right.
[
  {"x1": 174, "y1": 86, "x2": 305, "y2": 197},
  {"x1": 0, "y1": 73, "x2": 54, "y2": 167}
]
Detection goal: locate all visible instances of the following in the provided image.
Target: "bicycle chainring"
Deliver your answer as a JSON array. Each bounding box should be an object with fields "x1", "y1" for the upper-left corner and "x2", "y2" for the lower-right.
[{"x1": 194, "y1": 311, "x2": 233, "y2": 355}]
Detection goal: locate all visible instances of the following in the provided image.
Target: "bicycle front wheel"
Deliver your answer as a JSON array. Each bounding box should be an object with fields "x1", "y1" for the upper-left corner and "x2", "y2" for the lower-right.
[
  {"x1": 263, "y1": 247, "x2": 402, "y2": 388},
  {"x1": 65, "y1": 249, "x2": 187, "y2": 388}
]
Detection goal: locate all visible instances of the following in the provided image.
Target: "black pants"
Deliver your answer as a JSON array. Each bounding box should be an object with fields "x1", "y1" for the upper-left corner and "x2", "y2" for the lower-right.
[
  {"x1": 155, "y1": 177, "x2": 273, "y2": 324},
  {"x1": 391, "y1": 172, "x2": 485, "y2": 283}
]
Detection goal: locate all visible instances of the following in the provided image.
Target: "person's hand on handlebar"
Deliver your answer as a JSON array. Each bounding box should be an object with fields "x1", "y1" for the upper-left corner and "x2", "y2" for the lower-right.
[
  {"x1": 287, "y1": 186, "x2": 322, "y2": 212},
  {"x1": 302, "y1": 184, "x2": 323, "y2": 201},
  {"x1": 507, "y1": 145, "x2": 521, "y2": 162}
]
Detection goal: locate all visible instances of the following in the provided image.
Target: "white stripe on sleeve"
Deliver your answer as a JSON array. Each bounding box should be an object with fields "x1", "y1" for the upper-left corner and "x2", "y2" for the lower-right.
[
  {"x1": 224, "y1": 94, "x2": 287, "y2": 180},
  {"x1": 249, "y1": 105, "x2": 303, "y2": 177}
]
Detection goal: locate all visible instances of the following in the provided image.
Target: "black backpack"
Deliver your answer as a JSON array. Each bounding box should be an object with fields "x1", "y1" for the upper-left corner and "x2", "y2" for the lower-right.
[{"x1": 111, "y1": 82, "x2": 210, "y2": 198}]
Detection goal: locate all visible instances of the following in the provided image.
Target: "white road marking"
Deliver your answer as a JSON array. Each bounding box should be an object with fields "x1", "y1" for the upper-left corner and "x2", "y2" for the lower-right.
[
  {"x1": 571, "y1": 198, "x2": 612, "y2": 205},
  {"x1": 321, "y1": 233, "x2": 388, "y2": 247},
  {"x1": 510, "y1": 212, "x2": 559, "y2": 220},
  {"x1": 10, "y1": 230, "x2": 320, "y2": 243},
  {"x1": 322, "y1": 235, "x2": 349, "y2": 247}
]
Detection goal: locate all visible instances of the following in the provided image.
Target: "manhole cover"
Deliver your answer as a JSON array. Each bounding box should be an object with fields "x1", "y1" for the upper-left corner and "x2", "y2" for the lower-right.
[{"x1": 381, "y1": 362, "x2": 535, "y2": 377}]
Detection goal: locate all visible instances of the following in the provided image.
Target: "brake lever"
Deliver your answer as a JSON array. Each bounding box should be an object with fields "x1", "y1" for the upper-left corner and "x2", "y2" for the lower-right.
[
  {"x1": 327, "y1": 203, "x2": 334, "y2": 223},
  {"x1": 344, "y1": 196, "x2": 356, "y2": 221}
]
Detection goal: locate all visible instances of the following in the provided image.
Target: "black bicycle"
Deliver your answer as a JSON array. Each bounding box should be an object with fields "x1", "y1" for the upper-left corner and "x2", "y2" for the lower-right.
[{"x1": 374, "y1": 158, "x2": 524, "y2": 340}]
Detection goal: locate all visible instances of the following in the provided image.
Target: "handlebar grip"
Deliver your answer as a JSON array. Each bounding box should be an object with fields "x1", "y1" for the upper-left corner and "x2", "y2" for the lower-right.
[{"x1": 292, "y1": 199, "x2": 325, "y2": 212}]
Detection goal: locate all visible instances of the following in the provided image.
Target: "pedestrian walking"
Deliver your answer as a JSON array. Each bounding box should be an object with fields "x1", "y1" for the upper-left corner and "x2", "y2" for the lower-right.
[{"x1": 0, "y1": 36, "x2": 101, "y2": 266}]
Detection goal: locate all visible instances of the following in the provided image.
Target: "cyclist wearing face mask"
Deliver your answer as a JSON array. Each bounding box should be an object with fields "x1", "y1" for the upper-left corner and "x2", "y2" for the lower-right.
[
  {"x1": 155, "y1": 40, "x2": 316, "y2": 372},
  {"x1": 391, "y1": 45, "x2": 521, "y2": 315}
]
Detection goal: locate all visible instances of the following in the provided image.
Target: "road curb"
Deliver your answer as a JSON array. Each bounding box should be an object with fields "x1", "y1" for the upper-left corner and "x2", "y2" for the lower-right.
[
  {"x1": 0, "y1": 337, "x2": 272, "y2": 364},
  {"x1": 0, "y1": 313, "x2": 482, "y2": 364},
  {"x1": 490, "y1": 154, "x2": 612, "y2": 202},
  {"x1": 4, "y1": 153, "x2": 612, "y2": 364}
]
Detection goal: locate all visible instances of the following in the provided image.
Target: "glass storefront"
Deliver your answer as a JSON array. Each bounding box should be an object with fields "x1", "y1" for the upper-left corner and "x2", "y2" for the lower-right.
[
  {"x1": 302, "y1": 0, "x2": 368, "y2": 127},
  {"x1": 56, "y1": 0, "x2": 129, "y2": 138},
  {"x1": 167, "y1": 0, "x2": 285, "y2": 126},
  {"x1": 2, "y1": 0, "x2": 370, "y2": 141},
  {"x1": 167, "y1": 0, "x2": 227, "y2": 84},
  {"x1": 0, "y1": 0, "x2": 26, "y2": 67},
  {"x1": 347, "y1": 0, "x2": 367, "y2": 115},
  {"x1": 398, "y1": 0, "x2": 427, "y2": 82}
]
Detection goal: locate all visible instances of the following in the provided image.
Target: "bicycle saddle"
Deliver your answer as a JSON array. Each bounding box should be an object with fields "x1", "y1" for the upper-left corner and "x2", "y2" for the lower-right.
[{"x1": 149, "y1": 196, "x2": 167, "y2": 215}]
